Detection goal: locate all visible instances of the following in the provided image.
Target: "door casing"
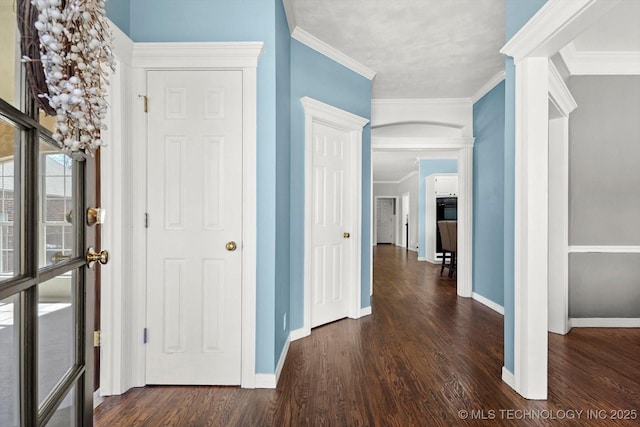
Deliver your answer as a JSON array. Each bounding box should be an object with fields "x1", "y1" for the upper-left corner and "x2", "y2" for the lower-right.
[
  {"x1": 300, "y1": 96, "x2": 369, "y2": 339},
  {"x1": 100, "y1": 38, "x2": 263, "y2": 393}
]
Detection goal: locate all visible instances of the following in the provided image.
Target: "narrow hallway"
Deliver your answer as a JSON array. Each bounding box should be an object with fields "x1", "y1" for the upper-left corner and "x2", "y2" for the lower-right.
[{"x1": 95, "y1": 246, "x2": 639, "y2": 426}]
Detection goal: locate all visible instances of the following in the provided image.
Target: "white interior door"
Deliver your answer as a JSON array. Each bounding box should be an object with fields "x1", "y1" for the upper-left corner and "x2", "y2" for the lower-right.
[
  {"x1": 311, "y1": 122, "x2": 355, "y2": 328},
  {"x1": 145, "y1": 70, "x2": 243, "y2": 385},
  {"x1": 376, "y1": 199, "x2": 394, "y2": 244}
]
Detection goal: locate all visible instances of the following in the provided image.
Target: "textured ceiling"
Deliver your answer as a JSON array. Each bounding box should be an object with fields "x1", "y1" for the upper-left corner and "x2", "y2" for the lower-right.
[
  {"x1": 291, "y1": 0, "x2": 639, "y2": 181},
  {"x1": 292, "y1": 0, "x2": 506, "y2": 99}
]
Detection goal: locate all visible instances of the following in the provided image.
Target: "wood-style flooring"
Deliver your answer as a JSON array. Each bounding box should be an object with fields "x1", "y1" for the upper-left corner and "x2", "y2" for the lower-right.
[{"x1": 94, "y1": 245, "x2": 640, "y2": 426}]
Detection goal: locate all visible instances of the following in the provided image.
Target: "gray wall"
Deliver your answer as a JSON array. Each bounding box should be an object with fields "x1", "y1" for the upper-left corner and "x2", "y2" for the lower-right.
[{"x1": 568, "y1": 76, "x2": 640, "y2": 318}]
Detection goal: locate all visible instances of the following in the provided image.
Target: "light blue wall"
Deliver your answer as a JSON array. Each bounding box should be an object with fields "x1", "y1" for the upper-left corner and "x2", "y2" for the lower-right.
[
  {"x1": 504, "y1": 0, "x2": 548, "y2": 373},
  {"x1": 273, "y1": 0, "x2": 291, "y2": 370},
  {"x1": 289, "y1": 39, "x2": 373, "y2": 329},
  {"x1": 417, "y1": 160, "x2": 458, "y2": 259},
  {"x1": 105, "y1": 0, "x2": 130, "y2": 35},
  {"x1": 115, "y1": 0, "x2": 289, "y2": 374},
  {"x1": 472, "y1": 81, "x2": 505, "y2": 306}
]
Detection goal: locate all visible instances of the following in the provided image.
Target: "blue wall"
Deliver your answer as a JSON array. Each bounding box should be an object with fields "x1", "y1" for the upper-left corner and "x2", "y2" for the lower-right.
[
  {"x1": 504, "y1": 0, "x2": 548, "y2": 373},
  {"x1": 289, "y1": 39, "x2": 373, "y2": 329},
  {"x1": 109, "y1": 0, "x2": 290, "y2": 374},
  {"x1": 105, "y1": 0, "x2": 130, "y2": 35},
  {"x1": 417, "y1": 160, "x2": 458, "y2": 259},
  {"x1": 273, "y1": 0, "x2": 291, "y2": 370},
  {"x1": 472, "y1": 81, "x2": 506, "y2": 306}
]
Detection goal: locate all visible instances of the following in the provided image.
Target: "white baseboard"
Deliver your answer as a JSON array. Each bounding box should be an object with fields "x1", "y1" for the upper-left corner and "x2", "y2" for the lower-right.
[
  {"x1": 472, "y1": 292, "x2": 505, "y2": 315},
  {"x1": 408, "y1": 247, "x2": 418, "y2": 253},
  {"x1": 417, "y1": 257, "x2": 427, "y2": 261},
  {"x1": 570, "y1": 318, "x2": 640, "y2": 328},
  {"x1": 360, "y1": 306, "x2": 372, "y2": 317},
  {"x1": 290, "y1": 327, "x2": 309, "y2": 342},
  {"x1": 254, "y1": 373, "x2": 276, "y2": 389},
  {"x1": 255, "y1": 332, "x2": 291, "y2": 389},
  {"x1": 502, "y1": 366, "x2": 515, "y2": 389},
  {"x1": 93, "y1": 389, "x2": 104, "y2": 408}
]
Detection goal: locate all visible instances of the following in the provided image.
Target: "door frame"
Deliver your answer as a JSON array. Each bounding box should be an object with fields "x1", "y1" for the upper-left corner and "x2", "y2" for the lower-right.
[
  {"x1": 300, "y1": 96, "x2": 369, "y2": 338},
  {"x1": 101, "y1": 36, "x2": 264, "y2": 391},
  {"x1": 371, "y1": 141, "x2": 474, "y2": 298},
  {"x1": 401, "y1": 192, "x2": 410, "y2": 249},
  {"x1": 373, "y1": 196, "x2": 399, "y2": 246},
  {"x1": 500, "y1": 0, "x2": 619, "y2": 399}
]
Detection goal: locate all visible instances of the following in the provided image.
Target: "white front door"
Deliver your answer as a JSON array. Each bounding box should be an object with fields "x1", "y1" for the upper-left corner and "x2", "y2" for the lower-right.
[
  {"x1": 145, "y1": 70, "x2": 243, "y2": 385},
  {"x1": 376, "y1": 198, "x2": 394, "y2": 244},
  {"x1": 311, "y1": 122, "x2": 355, "y2": 328}
]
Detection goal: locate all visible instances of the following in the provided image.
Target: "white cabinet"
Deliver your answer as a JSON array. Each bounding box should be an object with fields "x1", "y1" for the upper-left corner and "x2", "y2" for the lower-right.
[
  {"x1": 434, "y1": 175, "x2": 458, "y2": 196},
  {"x1": 425, "y1": 174, "x2": 458, "y2": 263}
]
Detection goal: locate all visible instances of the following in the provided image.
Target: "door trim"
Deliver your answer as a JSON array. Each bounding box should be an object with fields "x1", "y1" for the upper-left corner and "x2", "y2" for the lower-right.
[
  {"x1": 102, "y1": 36, "x2": 263, "y2": 391},
  {"x1": 373, "y1": 196, "x2": 400, "y2": 246},
  {"x1": 371, "y1": 140, "x2": 474, "y2": 299},
  {"x1": 500, "y1": 0, "x2": 616, "y2": 400},
  {"x1": 301, "y1": 97, "x2": 369, "y2": 338}
]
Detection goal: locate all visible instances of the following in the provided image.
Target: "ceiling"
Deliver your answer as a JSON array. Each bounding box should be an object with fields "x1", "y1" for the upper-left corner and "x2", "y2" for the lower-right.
[
  {"x1": 290, "y1": 0, "x2": 640, "y2": 182},
  {"x1": 292, "y1": 0, "x2": 506, "y2": 99}
]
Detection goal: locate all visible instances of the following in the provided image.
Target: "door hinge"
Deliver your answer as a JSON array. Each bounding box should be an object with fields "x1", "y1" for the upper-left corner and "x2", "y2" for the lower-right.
[
  {"x1": 139, "y1": 95, "x2": 148, "y2": 113},
  {"x1": 143, "y1": 328, "x2": 148, "y2": 344},
  {"x1": 144, "y1": 213, "x2": 149, "y2": 228},
  {"x1": 93, "y1": 330, "x2": 101, "y2": 347}
]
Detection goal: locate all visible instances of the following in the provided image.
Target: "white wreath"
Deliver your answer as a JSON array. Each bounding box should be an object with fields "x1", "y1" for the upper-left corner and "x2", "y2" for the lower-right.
[{"x1": 31, "y1": 0, "x2": 115, "y2": 157}]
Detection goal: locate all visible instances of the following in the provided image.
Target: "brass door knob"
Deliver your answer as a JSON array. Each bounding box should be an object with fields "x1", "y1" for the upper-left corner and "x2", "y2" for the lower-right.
[
  {"x1": 86, "y1": 207, "x2": 106, "y2": 226},
  {"x1": 51, "y1": 251, "x2": 72, "y2": 264},
  {"x1": 226, "y1": 241, "x2": 237, "y2": 251},
  {"x1": 343, "y1": 232, "x2": 350, "y2": 239},
  {"x1": 86, "y1": 247, "x2": 109, "y2": 269}
]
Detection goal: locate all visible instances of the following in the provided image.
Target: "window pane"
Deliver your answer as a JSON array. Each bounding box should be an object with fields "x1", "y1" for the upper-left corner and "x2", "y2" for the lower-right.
[
  {"x1": 0, "y1": 116, "x2": 19, "y2": 280},
  {"x1": 40, "y1": 150, "x2": 77, "y2": 268},
  {"x1": 0, "y1": 1, "x2": 19, "y2": 109},
  {"x1": 39, "y1": 271, "x2": 76, "y2": 406},
  {"x1": 45, "y1": 383, "x2": 77, "y2": 427},
  {"x1": 0, "y1": 294, "x2": 19, "y2": 427}
]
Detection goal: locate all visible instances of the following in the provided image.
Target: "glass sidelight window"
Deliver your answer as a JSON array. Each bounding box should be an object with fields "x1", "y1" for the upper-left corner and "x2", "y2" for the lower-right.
[{"x1": 0, "y1": 1, "x2": 95, "y2": 425}]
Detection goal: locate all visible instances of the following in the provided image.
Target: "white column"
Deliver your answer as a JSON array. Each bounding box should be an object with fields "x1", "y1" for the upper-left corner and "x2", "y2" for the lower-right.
[{"x1": 514, "y1": 57, "x2": 549, "y2": 399}]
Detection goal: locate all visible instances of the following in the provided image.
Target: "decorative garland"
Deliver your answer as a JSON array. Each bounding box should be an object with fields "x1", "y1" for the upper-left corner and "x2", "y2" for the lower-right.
[{"x1": 19, "y1": 0, "x2": 115, "y2": 158}]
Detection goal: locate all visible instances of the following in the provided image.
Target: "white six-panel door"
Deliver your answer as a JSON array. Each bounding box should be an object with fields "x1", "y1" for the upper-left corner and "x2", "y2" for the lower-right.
[
  {"x1": 311, "y1": 122, "x2": 354, "y2": 328},
  {"x1": 145, "y1": 70, "x2": 243, "y2": 384}
]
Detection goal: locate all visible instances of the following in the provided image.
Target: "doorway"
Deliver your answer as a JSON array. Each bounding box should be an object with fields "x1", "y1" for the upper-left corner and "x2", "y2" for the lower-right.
[
  {"x1": 401, "y1": 193, "x2": 410, "y2": 249},
  {"x1": 376, "y1": 198, "x2": 395, "y2": 245},
  {"x1": 301, "y1": 96, "x2": 368, "y2": 335}
]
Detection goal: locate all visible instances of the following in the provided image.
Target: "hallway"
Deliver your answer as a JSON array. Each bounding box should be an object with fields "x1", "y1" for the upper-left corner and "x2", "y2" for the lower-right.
[{"x1": 95, "y1": 246, "x2": 639, "y2": 426}]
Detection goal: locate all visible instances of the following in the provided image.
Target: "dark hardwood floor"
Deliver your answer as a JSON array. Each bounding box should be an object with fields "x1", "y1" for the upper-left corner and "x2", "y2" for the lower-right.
[{"x1": 95, "y1": 245, "x2": 640, "y2": 426}]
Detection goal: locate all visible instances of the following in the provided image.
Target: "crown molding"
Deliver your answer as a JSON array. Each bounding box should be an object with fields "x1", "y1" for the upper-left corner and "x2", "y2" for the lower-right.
[
  {"x1": 471, "y1": 70, "x2": 505, "y2": 104},
  {"x1": 559, "y1": 42, "x2": 640, "y2": 75},
  {"x1": 282, "y1": 0, "x2": 296, "y2": 34},
  {"x1": 291, "y1": 27, "x2": 376, "y2": 80},
  {"x1": 501, "y1": 0, "x2": 622, "y2": 63},
  {"x1": 548, "y1": 59, "x2": 577, "y2": 117}
]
